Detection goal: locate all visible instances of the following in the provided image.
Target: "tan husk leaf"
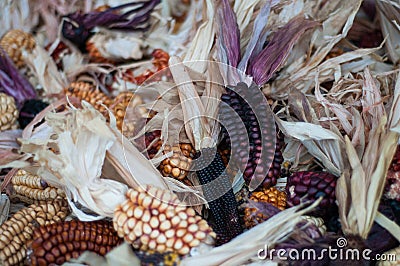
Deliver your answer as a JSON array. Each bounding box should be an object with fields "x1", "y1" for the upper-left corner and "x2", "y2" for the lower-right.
[
  {"x1": 23, "y1": 44, "x2": 68, "y2": 94},
  {"x1": 276, "y1": 118, "x2": 345, "y2": 177},
  {"x1": 169, "y1": 56, "x2": 213, "y2": 150}
]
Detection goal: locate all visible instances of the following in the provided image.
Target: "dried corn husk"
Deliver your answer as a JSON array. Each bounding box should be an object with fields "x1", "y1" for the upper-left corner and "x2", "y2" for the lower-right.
[{"x1": 23, "y1": 44, "x2": 68, "y2": 94}]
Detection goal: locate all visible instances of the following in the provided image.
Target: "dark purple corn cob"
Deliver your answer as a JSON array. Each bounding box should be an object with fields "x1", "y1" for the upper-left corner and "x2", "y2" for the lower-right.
[
  {"x1": 219, "y1": 82, "x2": 278, "y2": 189},
  {"x1": 194, "y1": 147, "x2": 243, "y2": 245},
  {"x1": 286, "y1": 171, "x2": 337, "y2": 215}
]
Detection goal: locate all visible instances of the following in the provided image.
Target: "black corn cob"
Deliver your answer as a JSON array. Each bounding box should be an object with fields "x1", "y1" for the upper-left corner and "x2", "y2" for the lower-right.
[
  {"x1": 219, "y1": 82, "x2": 278, "y2": 189},
  {"x1": 194, "y1": 147, "x2": 243, "y2": 245}
]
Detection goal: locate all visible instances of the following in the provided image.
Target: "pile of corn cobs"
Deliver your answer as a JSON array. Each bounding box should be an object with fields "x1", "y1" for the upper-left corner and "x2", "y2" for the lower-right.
[{"x1": 0, "y1": 0, "x2": 400, "y2": 265}]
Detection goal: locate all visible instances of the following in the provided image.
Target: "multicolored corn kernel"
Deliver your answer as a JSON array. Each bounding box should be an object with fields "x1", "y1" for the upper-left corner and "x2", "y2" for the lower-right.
[
  {"x1": 193, "y1": 148, "x2": 243, "y2": 245},
  {"x1": 64, "y1": 81, "x2": 112, "y2": 114},
  {"x1": 159, "y1": 144, "x2": 194, "y2": 180},
  {"x1": 0, "y1": 199, "x2": 69, "y2": 266},
  {"x1": 0, "y1": 93, "x2": 19, "y2": 131},
  {"x1": 113, "y1": 186, "x2": 215, "y2": 255},
  {"x1": 0, "y1": 29, "x2": 36, "y2": 68},
  {"x1": 219, "y1": 82, "x2": 277, "y2": 189},
  {"x1": 11, "y1": 169, "x2": 65, "y2": 203},
  {"x1": 249, "y1": 187, "x2": 287, "y2": 210},
  {"x1": 286, "y1": 171, "x2": 337, "y2": 218},
  {"x1": 28, "y1": 220, "x2": 122, "y2": 266}
]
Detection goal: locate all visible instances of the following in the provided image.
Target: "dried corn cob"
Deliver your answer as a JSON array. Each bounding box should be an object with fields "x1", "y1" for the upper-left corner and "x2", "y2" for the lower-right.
[
  {"x1": 11, "y1": 169, "x2": 65, "y2": 203},
  {"x1": 64, "y1": 82, "x2": 112, "y2": 114},
  {"x1": 193, "y1": 147, "x2": 243, "y2": 245},
  {"x1": 0, "y1": 93, "x2": 19, "y2": 131},
  {"x1": 286, "y1": 171, "x2": 337, "y2": 216},
  {"x1": 377, "y1": 246, "x2": 400, "y2": 265},
  {"x1": 249, "y1": 187, "x2": 287, "y2": 210},
  {"x1": 0, "y1": 29, "x2": 36, "y2": 68},
  {"x1": 159, "y1": 144, "x2": 194, "y2": 180},
  {"x1": 219, "y1": 82, "x2": 278, "y2": 189},
  {"x1": 28, "y1": 220, "x2": 122, "y2": 266},
  {"x1": 0, "y1": 199, "x2": 69, "y2": 266},
  {"x1": 113, "y1": 186, "x2": 215, "y2": 255}
]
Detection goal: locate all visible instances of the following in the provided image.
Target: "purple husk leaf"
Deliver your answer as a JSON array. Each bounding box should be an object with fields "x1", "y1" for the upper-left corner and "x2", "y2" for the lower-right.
[
  {"x1": 238, "y1": 0, "x2": 280, "y2": 72},
  {"x1": 0, "y1": 48, "x2": 36, "y2": 107},
  {"x1": 65, "y1": 0, "x2": 159, "y2": 31},
  {"x1": 216, "y1": 0, "x2": 241, "y2": 67},
  {"x1": 248, "y1": 16, "x2": 319, "y2": 85}
]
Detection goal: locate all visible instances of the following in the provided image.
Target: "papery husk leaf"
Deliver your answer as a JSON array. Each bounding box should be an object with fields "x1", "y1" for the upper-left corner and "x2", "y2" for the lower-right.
[
  {"x1": 0, "y1": 194, "x2": 10, "y2": 225},
  {"x1": 375, "y1": 211, "x2": 400, "y2": 242},
  {"x1": 277, "y1": 119, "x2": 344, "y2": 176},
  {"x1": 0, "y1": 0, "x2": 37, "y2": 38},
  {"x1": 88, "y1": 31, "x2": 144, "y2": 61},
  {"x1": 271, "y1": 0, "x2": 365, "y2": 96},
  {"x1": 344, "y1": 136, "x2": 367, "y2": 236},
  {"x1": 249, "y1": 16, "x2": 319, "y2": 85},
  {"x1": 169, "y1": 56, "x2": 212, "y2": 150},
  {"x1": 216, "y1": 0, "x2": 240, "y2": 67},
  {"x1": 288, "y1": 89, "x2": 319, "y2": 124},
  {"x1": 23, "y1": 45, "x2": 68, "y2": 95},
  {"x1": 377, "y1": 0, "x2": 400, "y2": 64},
  {"x1": 181, "y1": 200, "x2": 321, "y2": 266},
  {"x1": 18, "y1": 102, "x2": 127, "y2": 220},
  {"x1": 183, "y1": 0, "x2": 215, "y2": 73},
  {"x1": 202, "y1": 61, "x2": 224, "y2": 141},
  {"x1": 238, "y1": 0, "x2": 279, "y2": 72}
]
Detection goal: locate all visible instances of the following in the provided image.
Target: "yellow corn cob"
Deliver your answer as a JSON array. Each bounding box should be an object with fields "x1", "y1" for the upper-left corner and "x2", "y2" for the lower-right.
[
  {"x1": 11, "y1": 169, "x2": 65, "y2": 204},
  {"x1": 249, "y1": 187, "x2": 287, "y2": 210},
  {"x1": 0, "y1": 93, "x2": 19, "y2": 131},
  {"x1": 64, "y1": 82, "x2": 112, "y2": 114},
  {"x1": 0, "y1": 199, "x2": 69, "y2": 266},
  {"x1": 159, "y1": 144, "x2": 194, "y2": 180},
  {"x1": 0, "y1": 29, "x2": 36, "y2": 68}
]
